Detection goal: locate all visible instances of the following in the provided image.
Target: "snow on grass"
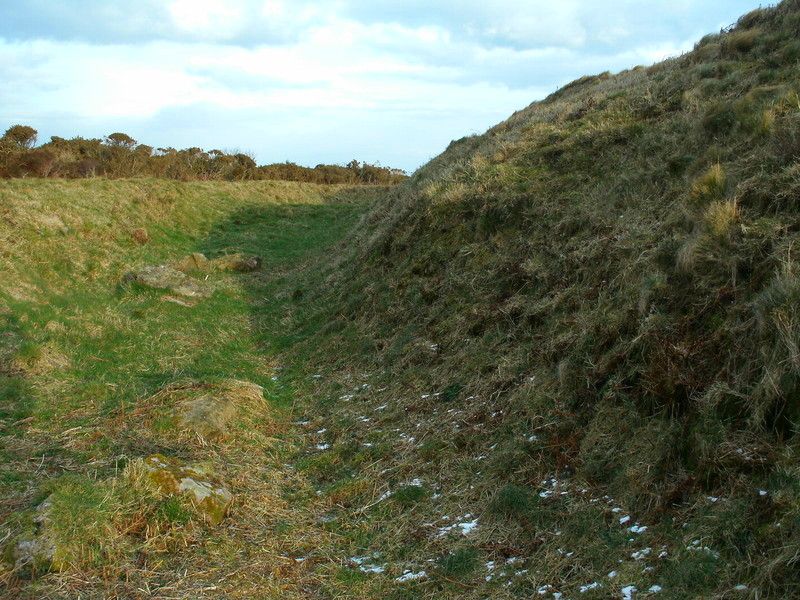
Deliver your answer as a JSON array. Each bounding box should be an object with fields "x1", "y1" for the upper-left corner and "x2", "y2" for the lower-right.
[
  {"x1": 395, "y1": 569, "x2": 427, "y2": 582},
  {"x1": 349, "y1": 554, "x2": 386, "y2": 574},
  {"x1": 437, "y1": 514, "x2": 479, "y2": 537},
  {"x1": 621, "y1": 585, "x2": 637, "y2": 599}
]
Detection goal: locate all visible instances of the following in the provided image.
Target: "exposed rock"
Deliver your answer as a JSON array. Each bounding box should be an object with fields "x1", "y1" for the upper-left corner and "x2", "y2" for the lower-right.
[
  {"x1": 171, "y1": 252, "x2": 212, "y2": 273},
  {"x1": 4, "y1": 499, "x2": 60, "y2": 573},
  {"x1": 143, "y1": 454, "x2": 233, "y2": 525},
  {"x1": 133, "y1": 265, "x2": 213, "y2": 298},
  {"x1": 212, "y1": 253, "x2": 263, "y2": 273},
  {"x1": 131, "y1": 228, "x2": 150, "y2": 244},
  {"x1": 178, "y1": 380, "x2": 264, "y2": 441}
]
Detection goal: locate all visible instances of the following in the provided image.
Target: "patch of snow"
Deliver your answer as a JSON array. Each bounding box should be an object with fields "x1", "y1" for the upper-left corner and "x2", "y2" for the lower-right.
[
  {"x1": 759, "y1": 490, "x2": 768, "y2": 496},
  {"x1": 537, "y1": 584, "x2": 553, "y2": 594},
  {"x1": 629, "y1": 525, "x2": 648, "y2": 534},
  {"x1": 621, "y1": 585, "x2": 637, "y2": 599},
  {"x1": 619, "y1": 515, "x2": 631, "y2": 525},
  {"x1": 631, "y1": 547, "x2": 652, "y2": 560},
  {"x1": 607, "y1": 571, "x2": 618, "y2": 578},
  {"x1": 438, "y1": 516, "x2": 479, "y2": 537},
  {"x1": 315, "y1": 443, "x2": 330, "y2": 450},
  {"x1": 580, "y1": 582, "x2": 601, "y2": 593},
  {"x1": 649, "y1": 585, "x2": 662, "y2": 593},
  {"x1": 395, "y1": 570, "x2": 427, "y2": 582},
  {"x1": 361, "y1": 565, "x2": 385, "y2": 573}
]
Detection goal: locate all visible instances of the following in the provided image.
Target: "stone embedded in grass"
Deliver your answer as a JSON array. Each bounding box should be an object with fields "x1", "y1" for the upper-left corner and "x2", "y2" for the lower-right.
[
  {"x1": 133, "y1": 265, "x2": 213, "y2": 298},
  {"x1": 143, "y1": 454, "x2": 233, "y2": 525},
  {"x1": 4, "y1": 499, "x2": 59, "y2": 573},
  {"x1": 171, "y1": 252, "x2": 212, "y2": 273},
  {"x1": 211, "y1": 253, "x2": 263, "y2": 273},
  {"x1": 178, "y1": 380, "x2": 264, "y2": 441}
]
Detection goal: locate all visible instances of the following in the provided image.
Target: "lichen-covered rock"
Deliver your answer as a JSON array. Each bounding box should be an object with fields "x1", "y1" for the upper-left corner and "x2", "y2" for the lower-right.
[
  {"x1": 212, "y1": 253, "x2": 263, "y2": 273},
  {"x1": 4, "y1": 500, "x2": 59, "y2": 573},
  {"x1": 133, "y1": 265, "x2": 213, "y2": 298},
  {"x1": 171, "y1": 252, "x2": 212, "y2": 273},
  {"x1": 178, "y1": 380, "x2": 263, "y2": 441},
  {"x1": 143, "y1": 454, "x2": 233, "y2": 525}
]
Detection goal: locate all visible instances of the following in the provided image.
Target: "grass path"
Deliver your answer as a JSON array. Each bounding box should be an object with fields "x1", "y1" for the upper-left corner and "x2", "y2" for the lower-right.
[{"x1": 0, "y1": 181, "x2": 381, "y2": 599}]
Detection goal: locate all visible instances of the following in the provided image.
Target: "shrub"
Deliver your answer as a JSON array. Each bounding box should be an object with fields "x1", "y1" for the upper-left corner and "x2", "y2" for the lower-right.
[{"x1": 2, "y1": 125, "x2": 38, "y2": 149}]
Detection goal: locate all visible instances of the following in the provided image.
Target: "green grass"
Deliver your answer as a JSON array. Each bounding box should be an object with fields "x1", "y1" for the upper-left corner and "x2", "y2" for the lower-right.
[
  {"x1": 3, "y1": 2, "x2": 800, "y2": 599},
  {"x1": 0, "y1": 178, "x2": 384, "y2": 598}
]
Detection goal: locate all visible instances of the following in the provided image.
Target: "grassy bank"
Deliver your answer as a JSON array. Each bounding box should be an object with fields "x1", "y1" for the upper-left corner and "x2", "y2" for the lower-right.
[{"x1": 269, "y1": 3, "x2": 800, "y2": 598}]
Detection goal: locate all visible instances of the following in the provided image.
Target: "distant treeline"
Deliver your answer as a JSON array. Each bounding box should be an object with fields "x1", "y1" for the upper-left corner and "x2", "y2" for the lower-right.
[{"x1": 0, "y1": 125, "x2": 408, "y2": 185}]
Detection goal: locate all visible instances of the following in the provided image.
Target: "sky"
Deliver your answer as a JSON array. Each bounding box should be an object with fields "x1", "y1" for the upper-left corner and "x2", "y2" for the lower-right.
[{"x1": 0, "y1": 1, "x2": 766, "y2": 173}]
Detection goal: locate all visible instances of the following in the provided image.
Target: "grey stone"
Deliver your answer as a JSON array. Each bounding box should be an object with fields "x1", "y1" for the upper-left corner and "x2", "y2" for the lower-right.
[{"x1": 134, "y1": 265, "x2": 213, "y2": 298}]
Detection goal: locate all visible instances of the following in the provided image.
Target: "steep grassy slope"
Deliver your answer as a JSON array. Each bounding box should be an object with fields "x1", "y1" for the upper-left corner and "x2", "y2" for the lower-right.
[{"x1": 279, "y1": 2, "x2": 800, "y2": 598}]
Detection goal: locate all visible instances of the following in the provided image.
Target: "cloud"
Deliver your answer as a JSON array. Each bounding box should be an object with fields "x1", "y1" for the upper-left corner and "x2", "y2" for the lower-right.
[
  {"x1": 0, "y1": 0, "x2": 767, "y2": 172},
  {"x1": 0, "y1": 0, "x2": 316, "y2": 46}
]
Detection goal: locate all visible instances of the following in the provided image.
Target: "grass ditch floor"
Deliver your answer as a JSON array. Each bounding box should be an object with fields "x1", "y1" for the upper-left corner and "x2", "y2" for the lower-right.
[{"x1": 0, "y1": 179, "x2": 386, "y2": 598}]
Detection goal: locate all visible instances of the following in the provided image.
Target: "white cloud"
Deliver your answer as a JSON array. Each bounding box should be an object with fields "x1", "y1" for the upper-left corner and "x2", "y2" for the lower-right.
[
  {"x1": 0, "y1": 0, "x2": 767, "y2": 171},
  {"x1": 167, "y1": 0, "x2": 246, "y2": 35}
]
